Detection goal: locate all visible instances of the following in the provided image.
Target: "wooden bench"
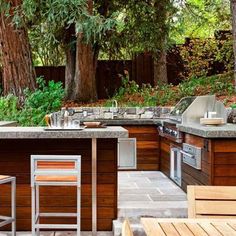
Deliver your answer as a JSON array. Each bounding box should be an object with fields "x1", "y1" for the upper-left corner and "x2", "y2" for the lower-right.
[{"x1": 187, "y1": 185, "x2": 236, "y2": 218}]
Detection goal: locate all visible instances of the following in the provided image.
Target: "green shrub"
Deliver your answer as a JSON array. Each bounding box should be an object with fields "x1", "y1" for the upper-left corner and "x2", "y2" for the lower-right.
[
  {"x1": 179, "y1": 37, "x2": 234, "y2": 80},
  {"x1": 0, "y1": 95, "x2": 19, "y2": 121},
  {"x1": 107, "y1": 72, "x2": 235, "y2": 107},
  {"x1": 231, "y1": 104, "x2": 236, "y2": 109},
  {"x1": 0, "y1": 78, "x2": 65, "y2": 126}
]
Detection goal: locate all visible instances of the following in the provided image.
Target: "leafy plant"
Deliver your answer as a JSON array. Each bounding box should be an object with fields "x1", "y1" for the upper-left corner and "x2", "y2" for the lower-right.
[
  {"x1": 231, "y1": 104, "x2": 236, "y2": 109},
  {"x1": 0, "y1": 78, "x2": 65, "y2": 126},
  {"x1": 0, "y1": 95, "x2": 19, "y2": 121},
  {"x1": 106, "y1": 72, "x2": 235, "y2": 107}
]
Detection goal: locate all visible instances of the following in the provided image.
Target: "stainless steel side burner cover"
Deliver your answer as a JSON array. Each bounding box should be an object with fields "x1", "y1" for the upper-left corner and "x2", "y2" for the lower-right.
[{"x1": 169, "y1": 95, "x2": 216, "y2": 124}]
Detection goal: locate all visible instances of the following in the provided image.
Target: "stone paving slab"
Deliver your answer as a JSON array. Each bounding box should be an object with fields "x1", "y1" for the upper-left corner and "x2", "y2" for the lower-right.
[
  {"x1": 119, "y1": 201, "x2": 187, "y2": 209},
  {"x1": 119, "y1": 194, "x2": 151, "y2": 201},
  {"x1": 118, "y1": 171, "x2": 188, "y2": 219},
  {"x1": 119, "y1": 188, "x2": 161, "y2": 195},
  {"x1": 149, "y1": 194, "x2": 187, "y2": 201}
]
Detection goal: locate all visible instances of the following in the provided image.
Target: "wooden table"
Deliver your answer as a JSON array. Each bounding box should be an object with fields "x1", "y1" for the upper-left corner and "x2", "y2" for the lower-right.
[{"x1": 141, "y1": 218, "x2": 236, "y2": 236}]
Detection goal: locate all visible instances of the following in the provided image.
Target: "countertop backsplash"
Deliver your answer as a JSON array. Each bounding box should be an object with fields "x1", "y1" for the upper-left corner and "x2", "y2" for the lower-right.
[{"x1": 61, "y1": 106, "x2": 173, "y2": 120}]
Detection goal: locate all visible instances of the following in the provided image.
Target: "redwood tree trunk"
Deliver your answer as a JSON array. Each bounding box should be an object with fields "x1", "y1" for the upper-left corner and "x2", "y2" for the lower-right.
[
  {"x1": 231, "y1": 0, "x2": 236, "y2": 90},
  {"x1": 63, "y1": 25, "x2": 77, "y2": 100},
  {"x1": 0, "y1": 1, "x2": 36, "y2": 101},
  {"x1": 154, "y1": 48, "x2": 168, "y2": 85},
  {"x1": 65, "y1": 47, "x2": 77, "y2": 100},
  {"x1": 74, "y1": 40, "x2": 97, "y2": 102},
  {"x1": 73, "y1": 0, "x2": 98, "y2": 102}
]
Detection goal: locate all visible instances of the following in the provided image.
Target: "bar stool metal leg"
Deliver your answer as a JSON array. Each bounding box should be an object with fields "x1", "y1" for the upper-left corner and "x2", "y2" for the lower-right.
[
  {"x1": 31, "y1": 185, "x2": 36, "y2": 236},
  {"x1": 0, "y1": 176, "x2": 16, "y2": 236},
  {"x1": 11, "y1": 177, "x2": 16, "y2": 236},
  {"x1": 36, "y1": 185, "x2": 40, "y2": 236}
]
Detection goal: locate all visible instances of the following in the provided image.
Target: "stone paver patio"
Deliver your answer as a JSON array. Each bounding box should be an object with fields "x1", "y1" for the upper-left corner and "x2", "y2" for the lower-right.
[{"x1": 118, "y1": 171, "x2": 187, "y2": 219}]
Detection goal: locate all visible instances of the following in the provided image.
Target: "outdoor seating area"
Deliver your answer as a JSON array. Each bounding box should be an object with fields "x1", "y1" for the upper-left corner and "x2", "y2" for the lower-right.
[
  {"x1": 122, "y1": 185, "x2": 236, "y2": 235},
  {"x1": 1, "y1": 171, "x2": 236, "y2": 235}
]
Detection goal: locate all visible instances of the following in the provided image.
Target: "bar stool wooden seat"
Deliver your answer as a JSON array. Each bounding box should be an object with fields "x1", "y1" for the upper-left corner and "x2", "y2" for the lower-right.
[
  {"x1": 31, "y1": 155, "x2": 81, "y2": 236},
  {"x1": 0, "y1": 175, "x2": 16, "y2": 236}
]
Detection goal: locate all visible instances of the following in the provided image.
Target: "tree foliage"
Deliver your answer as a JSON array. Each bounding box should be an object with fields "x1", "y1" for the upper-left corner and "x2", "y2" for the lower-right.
[
  {"x1": 172, "y1": 0, "x2": 231, "y2": 43},
  {"x1": 13, "y1": 0, "x2": 175, "y2": 62}
]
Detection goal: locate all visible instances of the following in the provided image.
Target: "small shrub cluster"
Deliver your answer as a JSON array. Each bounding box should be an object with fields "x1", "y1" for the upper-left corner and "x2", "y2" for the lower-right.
[
  {"x1": 0, "y1": 78, "x2": 65, "y2": 126},
  {"x1": 106, "y1": 72, "x2": 234, "y2": 107},
  {"x1": 179, "y1": 36, "x2": 234, "y2": 79}
]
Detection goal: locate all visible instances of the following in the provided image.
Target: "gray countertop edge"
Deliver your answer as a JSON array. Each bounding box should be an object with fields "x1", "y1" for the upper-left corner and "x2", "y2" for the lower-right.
[
  {"x1": 177, "y1": 123, "x2": 236, "y2": 138},
  {"x1": 2, "y1": 120, "x2": 236, "y2": 138},
  {"x1": 0, "y1": 126, "x2": 128, "y2": 139}
]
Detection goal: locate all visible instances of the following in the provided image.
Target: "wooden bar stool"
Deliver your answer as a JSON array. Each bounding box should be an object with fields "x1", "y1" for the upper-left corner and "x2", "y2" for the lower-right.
[
  {"x1": 0, "y1": 175, "x2": 16, "y2": 236},
  {"x1": 31, "y1": 155, "x2": 81, "y2": 236}
]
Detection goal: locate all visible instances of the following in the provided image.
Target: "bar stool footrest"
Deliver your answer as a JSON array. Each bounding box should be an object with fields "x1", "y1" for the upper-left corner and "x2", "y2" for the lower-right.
[
  {"x1": 39, "y1": 213, "x2": 78, "y2": 217},
  {"x1": 0, "y1": 217, "x2": 14, "y2": 227},
  {"x1": 35, "y1": 223, "x2": 79, "y2": 229}
]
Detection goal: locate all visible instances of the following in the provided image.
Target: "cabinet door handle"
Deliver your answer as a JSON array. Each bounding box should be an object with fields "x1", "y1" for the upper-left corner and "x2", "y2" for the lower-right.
[{"x1": 180, "y1": 150, "x2": 194, "y2": 159}]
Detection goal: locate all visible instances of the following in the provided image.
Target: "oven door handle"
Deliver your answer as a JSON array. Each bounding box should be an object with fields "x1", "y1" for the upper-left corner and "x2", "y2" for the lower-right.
[{"x1": 180, "y1": 150, "x2": 194, "y2": 159}]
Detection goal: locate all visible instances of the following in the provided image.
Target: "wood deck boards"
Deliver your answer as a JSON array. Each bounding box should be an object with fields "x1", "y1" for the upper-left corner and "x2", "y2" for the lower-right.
[{"x1": 141, "y1": 218, "x2": 236, "y2": 236}]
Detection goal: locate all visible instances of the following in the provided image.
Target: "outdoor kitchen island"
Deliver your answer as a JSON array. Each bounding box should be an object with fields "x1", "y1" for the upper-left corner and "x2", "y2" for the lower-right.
[{"x1": 0, "y1": 126, "x2": 128, "y2": 233}]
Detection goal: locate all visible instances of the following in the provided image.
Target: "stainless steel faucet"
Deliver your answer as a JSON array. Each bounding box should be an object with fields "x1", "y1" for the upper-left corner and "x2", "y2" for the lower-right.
[{"x1": 111, "y1": 100, "x2": 118, "y2": 119}]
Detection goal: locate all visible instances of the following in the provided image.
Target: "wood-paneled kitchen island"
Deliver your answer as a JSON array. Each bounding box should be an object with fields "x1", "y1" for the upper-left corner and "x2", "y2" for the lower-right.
[{"x1": 0, "y1": 126, "x2": 128, "y2": 232}]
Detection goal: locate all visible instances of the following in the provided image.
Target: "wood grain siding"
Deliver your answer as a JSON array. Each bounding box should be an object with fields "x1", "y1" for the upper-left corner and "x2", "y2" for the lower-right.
[
  {"x1": 213, "y1": 139, "x2": 236, "y2": 186},
  {"x1": 123, "y1": 126, "x2": 160, "y2": 171},
  {"x1": 182, "y1": 134, "x2": 211, "y2": 192},
  {"x1": 160, "y1": 137, "x2": 171, "y2": 177},
  {"x1": 0, "y1": 139, "x2": 117, "y2": 231}
]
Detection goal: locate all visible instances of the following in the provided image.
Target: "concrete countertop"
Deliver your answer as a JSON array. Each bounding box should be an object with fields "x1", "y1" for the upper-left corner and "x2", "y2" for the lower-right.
[
  {"x1": 177, "y1": 123, "x2": 236, "y2": 138},
  {"x1": 0, "y1": 126, "x2": 128, "y2": 139},
  {"x1": 0, "y1": 121, "x2": 18, "y2": 127},
  {"x1": 92, "y1": 118, "x2": 236, "y2": 138},
  {"x1": 84, "y1": 119, "x2": 164, "y2": 126},
  {"x1": 2, "y1": 118, "x2": 236, "y2": 139}
]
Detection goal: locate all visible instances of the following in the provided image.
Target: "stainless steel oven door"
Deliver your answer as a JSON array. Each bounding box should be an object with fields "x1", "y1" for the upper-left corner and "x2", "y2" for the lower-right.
[{"x1": 170, "y1": 146, "x2": 182, "y2": 187}]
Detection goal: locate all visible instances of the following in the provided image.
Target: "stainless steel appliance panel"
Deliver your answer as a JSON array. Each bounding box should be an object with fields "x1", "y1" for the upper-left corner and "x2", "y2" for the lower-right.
[
  {"x1": 181, "y1": 143, "x2": 202, "y2": 170},
  {"x1": 118, "y1": 138, "x2": 137, "y2": 169},
  {"x1": 170, "y1": 146, "x2": 182, "y2": 186}
]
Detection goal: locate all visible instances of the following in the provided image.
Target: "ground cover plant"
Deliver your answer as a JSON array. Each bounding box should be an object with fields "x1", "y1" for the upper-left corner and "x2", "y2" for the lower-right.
[
  {"x1": 65, "y1": 72, "x2": 235, "y2": 108},
  {"x1": 0, "y1": 78, "x2": 64, "y2": 126}
]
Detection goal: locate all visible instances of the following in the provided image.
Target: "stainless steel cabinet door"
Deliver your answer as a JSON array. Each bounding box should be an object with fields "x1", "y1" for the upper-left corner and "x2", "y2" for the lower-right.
[{"x1": 118, "y1": 138, "x2": 137, "y2": 169}]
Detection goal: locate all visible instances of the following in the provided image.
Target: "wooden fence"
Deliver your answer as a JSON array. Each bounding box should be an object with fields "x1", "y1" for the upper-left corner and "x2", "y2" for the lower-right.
[{"x1": 34, "y1": 53, "x2": 183, "y2": 99}]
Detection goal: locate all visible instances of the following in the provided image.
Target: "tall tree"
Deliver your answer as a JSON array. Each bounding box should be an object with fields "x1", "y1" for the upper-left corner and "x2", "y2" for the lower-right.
[
  {"x1": 20, "y1": 0, "x2": 117, "y2": 102},
  {"x1": 117, "y1": 0, "x2": 174, "y2": 85},
  {"x1": 0, "y1": 0, "x2": 36, "y2": 100},
  {"x1": 73, "y1": 0, "x2": 97, "y2": 101},
  {"x1": 231, "y1": 0, "x2": 236, "y2": 89},
  {"x1": 19, "y1": 0, "x2": 174, "y2": 101}
]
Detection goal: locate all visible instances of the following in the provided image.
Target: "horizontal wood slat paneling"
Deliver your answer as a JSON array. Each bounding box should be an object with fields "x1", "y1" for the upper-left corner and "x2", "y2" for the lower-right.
[
  {"x1": 160, "y1": 137, "x2": 171, "y2": 178},
  {"x1": 214, "y1": 165, "x2": 236, "y2": 177},
  {"x1": 181, "y1": 134, "x2": 211, "y2": 192},
  {"x1": 213, "y1": 177, "x2": 236, "y2": 186},
  {"x1": 0, "y1": 138, "x2": 117, "y2": 231},
  {"x1": 123, "y1": 126, "x2": 160, "y2": 171},
  {"x1": 212, "y1": 139, "x2": 236, "y2": 185},
  {"x1": 214, "y1": 140, "x2": 236, "y2": 153}
]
